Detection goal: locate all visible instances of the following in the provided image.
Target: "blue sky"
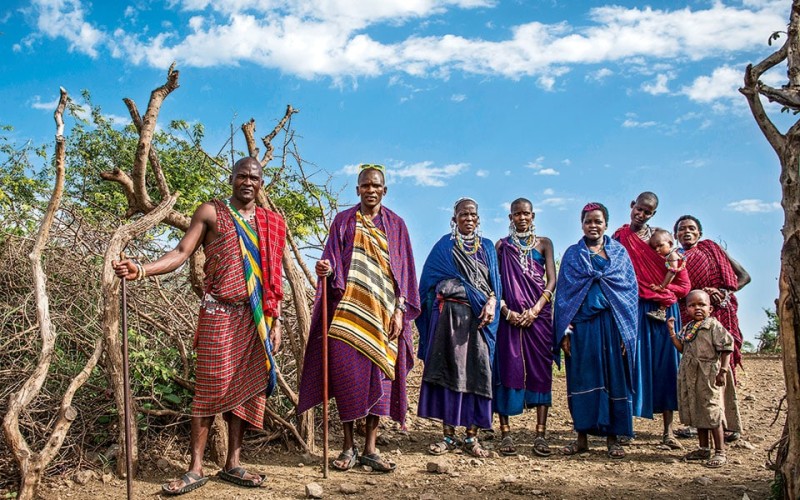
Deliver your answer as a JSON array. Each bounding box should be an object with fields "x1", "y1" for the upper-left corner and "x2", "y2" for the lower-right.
[{"x1": 1, "y1": 0, "x2": 791, "y2": 345}]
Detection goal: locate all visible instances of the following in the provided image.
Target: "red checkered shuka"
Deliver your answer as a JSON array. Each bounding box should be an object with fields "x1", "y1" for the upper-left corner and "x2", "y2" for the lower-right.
[{"x1": 190, "y1": 199, "x2": 283, "y2": 428}]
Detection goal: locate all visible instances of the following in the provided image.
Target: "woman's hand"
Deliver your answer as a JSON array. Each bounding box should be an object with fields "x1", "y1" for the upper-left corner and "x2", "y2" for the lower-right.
[
  {"x1": 561, "y1": 335, "x2": 571, "y2": 357},
  {"x1": 478, "y1": 297, "x2": 497, "y2": 328},
  {"x1": 703, "y1": 287, "x2": 724, "y2": 304}
]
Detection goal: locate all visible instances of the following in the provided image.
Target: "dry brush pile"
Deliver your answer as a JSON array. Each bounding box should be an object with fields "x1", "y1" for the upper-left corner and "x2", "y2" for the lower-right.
[{"x1": 0, "y1": 68, "x2": 336, "y2": 499}]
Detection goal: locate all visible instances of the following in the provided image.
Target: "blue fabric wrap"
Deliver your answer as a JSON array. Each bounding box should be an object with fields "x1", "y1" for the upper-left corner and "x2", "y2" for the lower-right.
[
  {"x1": 553, "y1": 235, "x2": 639, "y2": 375},
  {"x1": 416, "y1": 234, "x2": 502, "y2": 362}
]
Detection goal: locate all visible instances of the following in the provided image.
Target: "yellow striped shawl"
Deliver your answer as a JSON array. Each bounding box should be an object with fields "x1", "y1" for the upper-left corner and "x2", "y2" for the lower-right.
[{"x1": 328, "y1": 210, "x2": 398, "y2": 379}]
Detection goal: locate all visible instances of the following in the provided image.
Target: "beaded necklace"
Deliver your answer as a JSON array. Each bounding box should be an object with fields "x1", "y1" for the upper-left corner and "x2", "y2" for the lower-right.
[
  {"x1": 456, "y1": 232, "x2": 481, "y2": 256},
  {"x1": 510, "y1": 230, "x2": 537, "y2": 272},
  {"x1": 680, "y1": 317, "x2": 710, "y2": 343},
  {"x1": 635, "y1": 224, "x2": 653, "y2": 242}
]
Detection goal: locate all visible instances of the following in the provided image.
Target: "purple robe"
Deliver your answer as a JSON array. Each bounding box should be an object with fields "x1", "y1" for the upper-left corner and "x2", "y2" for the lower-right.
[
  {"x1": 416, "y1": 236, "x2": 501, "y2": 429},
  {"x1": 297, "y1": 205, "x2": 420, "y2": 425},
  {"x1": 493, "y1": 239, "x2": 554, "y2": 415}
]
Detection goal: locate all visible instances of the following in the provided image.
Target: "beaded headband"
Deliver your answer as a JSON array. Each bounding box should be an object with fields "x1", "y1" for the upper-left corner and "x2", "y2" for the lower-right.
[
  {"x1": 582, "y1": 202, "x2": 602, "y2": 212},
  {"x1": 453, "y1": 197, "x2": 478, "y2": 214},
  {"x1": 359, "y1": 163, "x2": 385, "y2": 173}
]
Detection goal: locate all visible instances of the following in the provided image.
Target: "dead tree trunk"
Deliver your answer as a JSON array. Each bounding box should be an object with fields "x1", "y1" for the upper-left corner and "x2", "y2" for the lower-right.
[
  {"x1": 2, "y1": 88, "x2": 104, "y2": 500},
  {"x1": 740, "y1": 3, "x2": 800, "y2": 496}
]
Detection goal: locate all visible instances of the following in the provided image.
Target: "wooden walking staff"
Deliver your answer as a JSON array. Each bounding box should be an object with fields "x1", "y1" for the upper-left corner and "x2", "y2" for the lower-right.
[
  {"x1": 321, "y1": 275, "x2": 330, "y2": 479},
  {"x1": 119, "y1": 253, "x2": 134, "y2": 500}
]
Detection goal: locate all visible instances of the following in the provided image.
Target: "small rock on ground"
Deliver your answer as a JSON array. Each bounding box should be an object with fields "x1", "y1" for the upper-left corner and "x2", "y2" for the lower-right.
[
  {"x1": 426, "y1": 461, "x2": 450, "y2": 474},
  {"x1": 695, "y1": 477, "x2": 713, "y2": 486},
  {"x1": 339, "y1": 482, "x2": 360, "y2": 495},
  {"x1": 502, "y1": 475, "x2": 517, "y2": 484},
  {"x1": 305, "y1": 482, "x2": 323, "y2": 498}
]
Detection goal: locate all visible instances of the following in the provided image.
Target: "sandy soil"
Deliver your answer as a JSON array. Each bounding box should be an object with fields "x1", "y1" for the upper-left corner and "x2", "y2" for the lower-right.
[{"x1": 37, "y1": 354, "x2": 785, "y2": 499}]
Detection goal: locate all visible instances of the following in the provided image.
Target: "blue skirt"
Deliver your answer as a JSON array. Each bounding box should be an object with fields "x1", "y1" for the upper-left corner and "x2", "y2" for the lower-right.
[
  {"x1": 566, "y1": 309, "x2": 634, "y2": 437},
  {"x1": 632, "y1": 300, "x2": 681, "y2": 418},
  {"x1": 492, "y1": 385, "x2": 551, "y2": 416}
]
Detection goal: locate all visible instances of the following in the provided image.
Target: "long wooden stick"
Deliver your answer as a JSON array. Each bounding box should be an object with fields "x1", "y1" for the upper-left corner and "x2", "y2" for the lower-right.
[
  {"x1": 321, "y1": 275, "x2": 329, "y2": 479},
  {"x1": 120, "y1": 254, "x2": 133, "y2": 500}
]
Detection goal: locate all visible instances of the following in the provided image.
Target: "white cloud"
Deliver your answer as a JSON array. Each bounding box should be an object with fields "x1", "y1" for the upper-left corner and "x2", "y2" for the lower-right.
[
  {"x1": 24, "y1": 0, "x2": 105, "y2": 57},
  {"x1": 392, "y1": 161, "x2": 468, "y2": 187},
  {"x1": 622, "y1": 113, "x2": 658, "y2": 128},
  {"x1": 476, "y1": 169, "x2": 489, "y2": 177},
  {"x1": 726, "y1": 199, "x2": 781, "y2": 213},
  {"x1": 683, "y1": 158, "x2": 708, "y2": 168},
  {"x1": 642, "y1": 73, "x2": 671, "y2": 95},
  {"x1": 543, "y1": 188, "x2": 555, "y2": 195},
  {"x1": 586, "y1": 67, "x2": 613, "y2": 82},
  {"x1": 19, "y1": 1, "x2": 789, "y2": 84},
  {"x1": 681, "y1": 66, "x2": 741, "y2": 103},
  {"x1": 30, "y1": 95, "x2": 61, "y2": 110},
  {"x1": 525, "y1": 156, "x2": 561, "y2": 175},
  {"x1": 451, "y1": 93, "x2": 467, "y2": 102},
  {"x1": 540, "y1": 197, "x2": 571, "y2": 208}
]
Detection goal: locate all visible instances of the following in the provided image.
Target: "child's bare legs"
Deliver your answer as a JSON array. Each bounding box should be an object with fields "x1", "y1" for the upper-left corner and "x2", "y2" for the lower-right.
[{"x1": 661, "y1": 410, "x2": 681, "y2": 449}]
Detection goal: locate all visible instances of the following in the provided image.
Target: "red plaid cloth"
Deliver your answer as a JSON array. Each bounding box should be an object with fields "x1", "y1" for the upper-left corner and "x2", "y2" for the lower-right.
[
  {"x1": 680, "y1": 239, "x2": 743, "y2": 372},
  {"x1": 190, "y1": 200, "x2": 284, "y2": 428}
]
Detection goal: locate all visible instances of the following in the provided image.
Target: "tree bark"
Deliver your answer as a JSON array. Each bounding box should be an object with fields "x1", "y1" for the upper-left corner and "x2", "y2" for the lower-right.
[
  {"x1": 2, "y1": 88, "x2": 104, "y2": 500},
  {"x1": 740, "y1": 4, "x2": 800, "y2": 496},
  {"x1": 101, "y1": 194, "x2": 178, "y2": 478}
]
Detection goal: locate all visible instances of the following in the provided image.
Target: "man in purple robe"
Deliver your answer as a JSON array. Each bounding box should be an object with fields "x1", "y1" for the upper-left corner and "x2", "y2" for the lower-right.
[
  {"x1": 494, "y1": 198, "x2": 557, "y2": 457},
  {"x1": 297, "y1": 164, "x2": 419, "y2": 473}
]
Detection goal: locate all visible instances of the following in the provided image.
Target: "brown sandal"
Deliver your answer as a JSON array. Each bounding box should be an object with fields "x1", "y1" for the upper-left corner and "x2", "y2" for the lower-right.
[{"x1": 463, "y1": 436, "x2": 490, "y2": 458}]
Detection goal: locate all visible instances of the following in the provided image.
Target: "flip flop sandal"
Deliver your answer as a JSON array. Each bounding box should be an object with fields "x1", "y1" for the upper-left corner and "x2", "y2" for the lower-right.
[
  {"x1": 607, "y1": 443, "x2": 626, "y2": 459},
  {"x1": 463, "y1": 436, "x2": 490, "y2": 458},
  {"x1": 617, "y1": 435, "x2": 633, "y2": 446},
  {"x1": 428, "y1": 435, "x2": 461, "y2": 456},
  {"x1": 684, "y1": 448, "x2": 711, "y2": 461},
  {"x1": 674, "y1": 427, "x2": 697, "y2": 439},
  {"x1": 532, "y1": 436, "x2": 552, "y2": 457},
  {"x1": 499, "y1": 435, "x2": 517, "y2": 456},
  {"x1": 705, "y1": 452, "x2": 727, "y2": 468},
  {"x1": 561, "y1": 441, "x2": 588, "y2": 456},
  {"x1": 331, "y1": 447, "x2": 359, "y2": 471},
  {"x1": 359, "y1": 452, "x2": 397, "y2": 473},
  {"x1": 662, "y1": 434, "x2": 684, "y2": 450},
  {"x1": 161, "y1": 472, "x2": 209, "y2": 496},
  {"x1": 217, "y1": 467, "x2": 266, "y2": 488},
  {"x1": 724, "y1": 431, "x2": 741, "y2": 443}
]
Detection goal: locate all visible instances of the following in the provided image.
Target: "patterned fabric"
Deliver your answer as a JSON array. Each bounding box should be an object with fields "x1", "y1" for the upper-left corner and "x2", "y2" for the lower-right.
[
  {"x1": 613, "y1": 225, "x2": 690, "y2": 306},
  {"x1": 614, "y1": 225, "x2": 684, "y2": 417},
  {"x1": 297, "y1": 205, "x2": 420, "y2": 425},
  {"x1": 416, "y1": 235, "x2": 501, "y2": 429},
  {"x1": 553, "y1": 235, "x2": 638, "y2": 375},
  {"x1": 191, "y1": 199, "x2": 285, "y2": 428},
  {"x1": 564, "y1": 256, "x2": 634, "y2": 437},
  {"x1": 680, "y1": 240, "x2": 743, "y2": 372},
  {"x1": 226, "y1": 201, "x2": 278, "y2": 396},
  {"x1": 328, "y1": 211, "x2": 398, "y2": 379},
  {"x1": 677, "y1": 317, "x2": 742, "y2": 431},
  {"x1": 493, "y1": 240, "x2": 554, "y2": 415},
  {"x1": 416, "y1": 234, "x2": 502, "y2": 362}
]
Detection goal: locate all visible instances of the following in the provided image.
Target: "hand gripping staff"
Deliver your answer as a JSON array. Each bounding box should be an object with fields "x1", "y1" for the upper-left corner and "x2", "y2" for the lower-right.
[{"x1": 119, "y1": 253, "x2": 134, "y2": 500}]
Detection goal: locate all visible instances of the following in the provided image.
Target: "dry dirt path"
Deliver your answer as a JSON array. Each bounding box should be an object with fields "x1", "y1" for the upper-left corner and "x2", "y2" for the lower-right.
[{"x1": 40, "y1": 355, "x2": 785, "y2": 499}]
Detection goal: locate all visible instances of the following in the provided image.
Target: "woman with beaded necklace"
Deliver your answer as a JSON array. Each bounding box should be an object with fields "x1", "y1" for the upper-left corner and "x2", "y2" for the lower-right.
[
  {"x1": 493, "y1": 198, "x2": 556, "y2": 456},
  {"x1": 416, "y1": 197, "x2": 501, "y2": 458},
  {"x1": 555, "y1": 202, "x2": 638, "y2": 459}
]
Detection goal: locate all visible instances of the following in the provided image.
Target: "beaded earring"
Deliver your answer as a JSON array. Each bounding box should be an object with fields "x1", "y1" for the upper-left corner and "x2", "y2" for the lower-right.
[{"x1": 450, "y1": 219, "x2": 457, "y2": 240}]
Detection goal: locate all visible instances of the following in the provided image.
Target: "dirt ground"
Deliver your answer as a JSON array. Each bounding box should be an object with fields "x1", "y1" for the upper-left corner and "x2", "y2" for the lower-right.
[{"x1": 37, "y1": 354, "x2": 785, "y2": 499}]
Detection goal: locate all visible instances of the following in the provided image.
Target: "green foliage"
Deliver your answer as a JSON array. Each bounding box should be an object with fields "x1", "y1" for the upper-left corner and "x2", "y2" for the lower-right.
[
  {"x1": 756, "y1": 306, "x2": 781, "y2": 354},
  {"x1": 0, "y1": 124, "x2": 49, "y2": 235},
  {"x1": 742, "y1": 340, "x2": 755, "y2": 354}
]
